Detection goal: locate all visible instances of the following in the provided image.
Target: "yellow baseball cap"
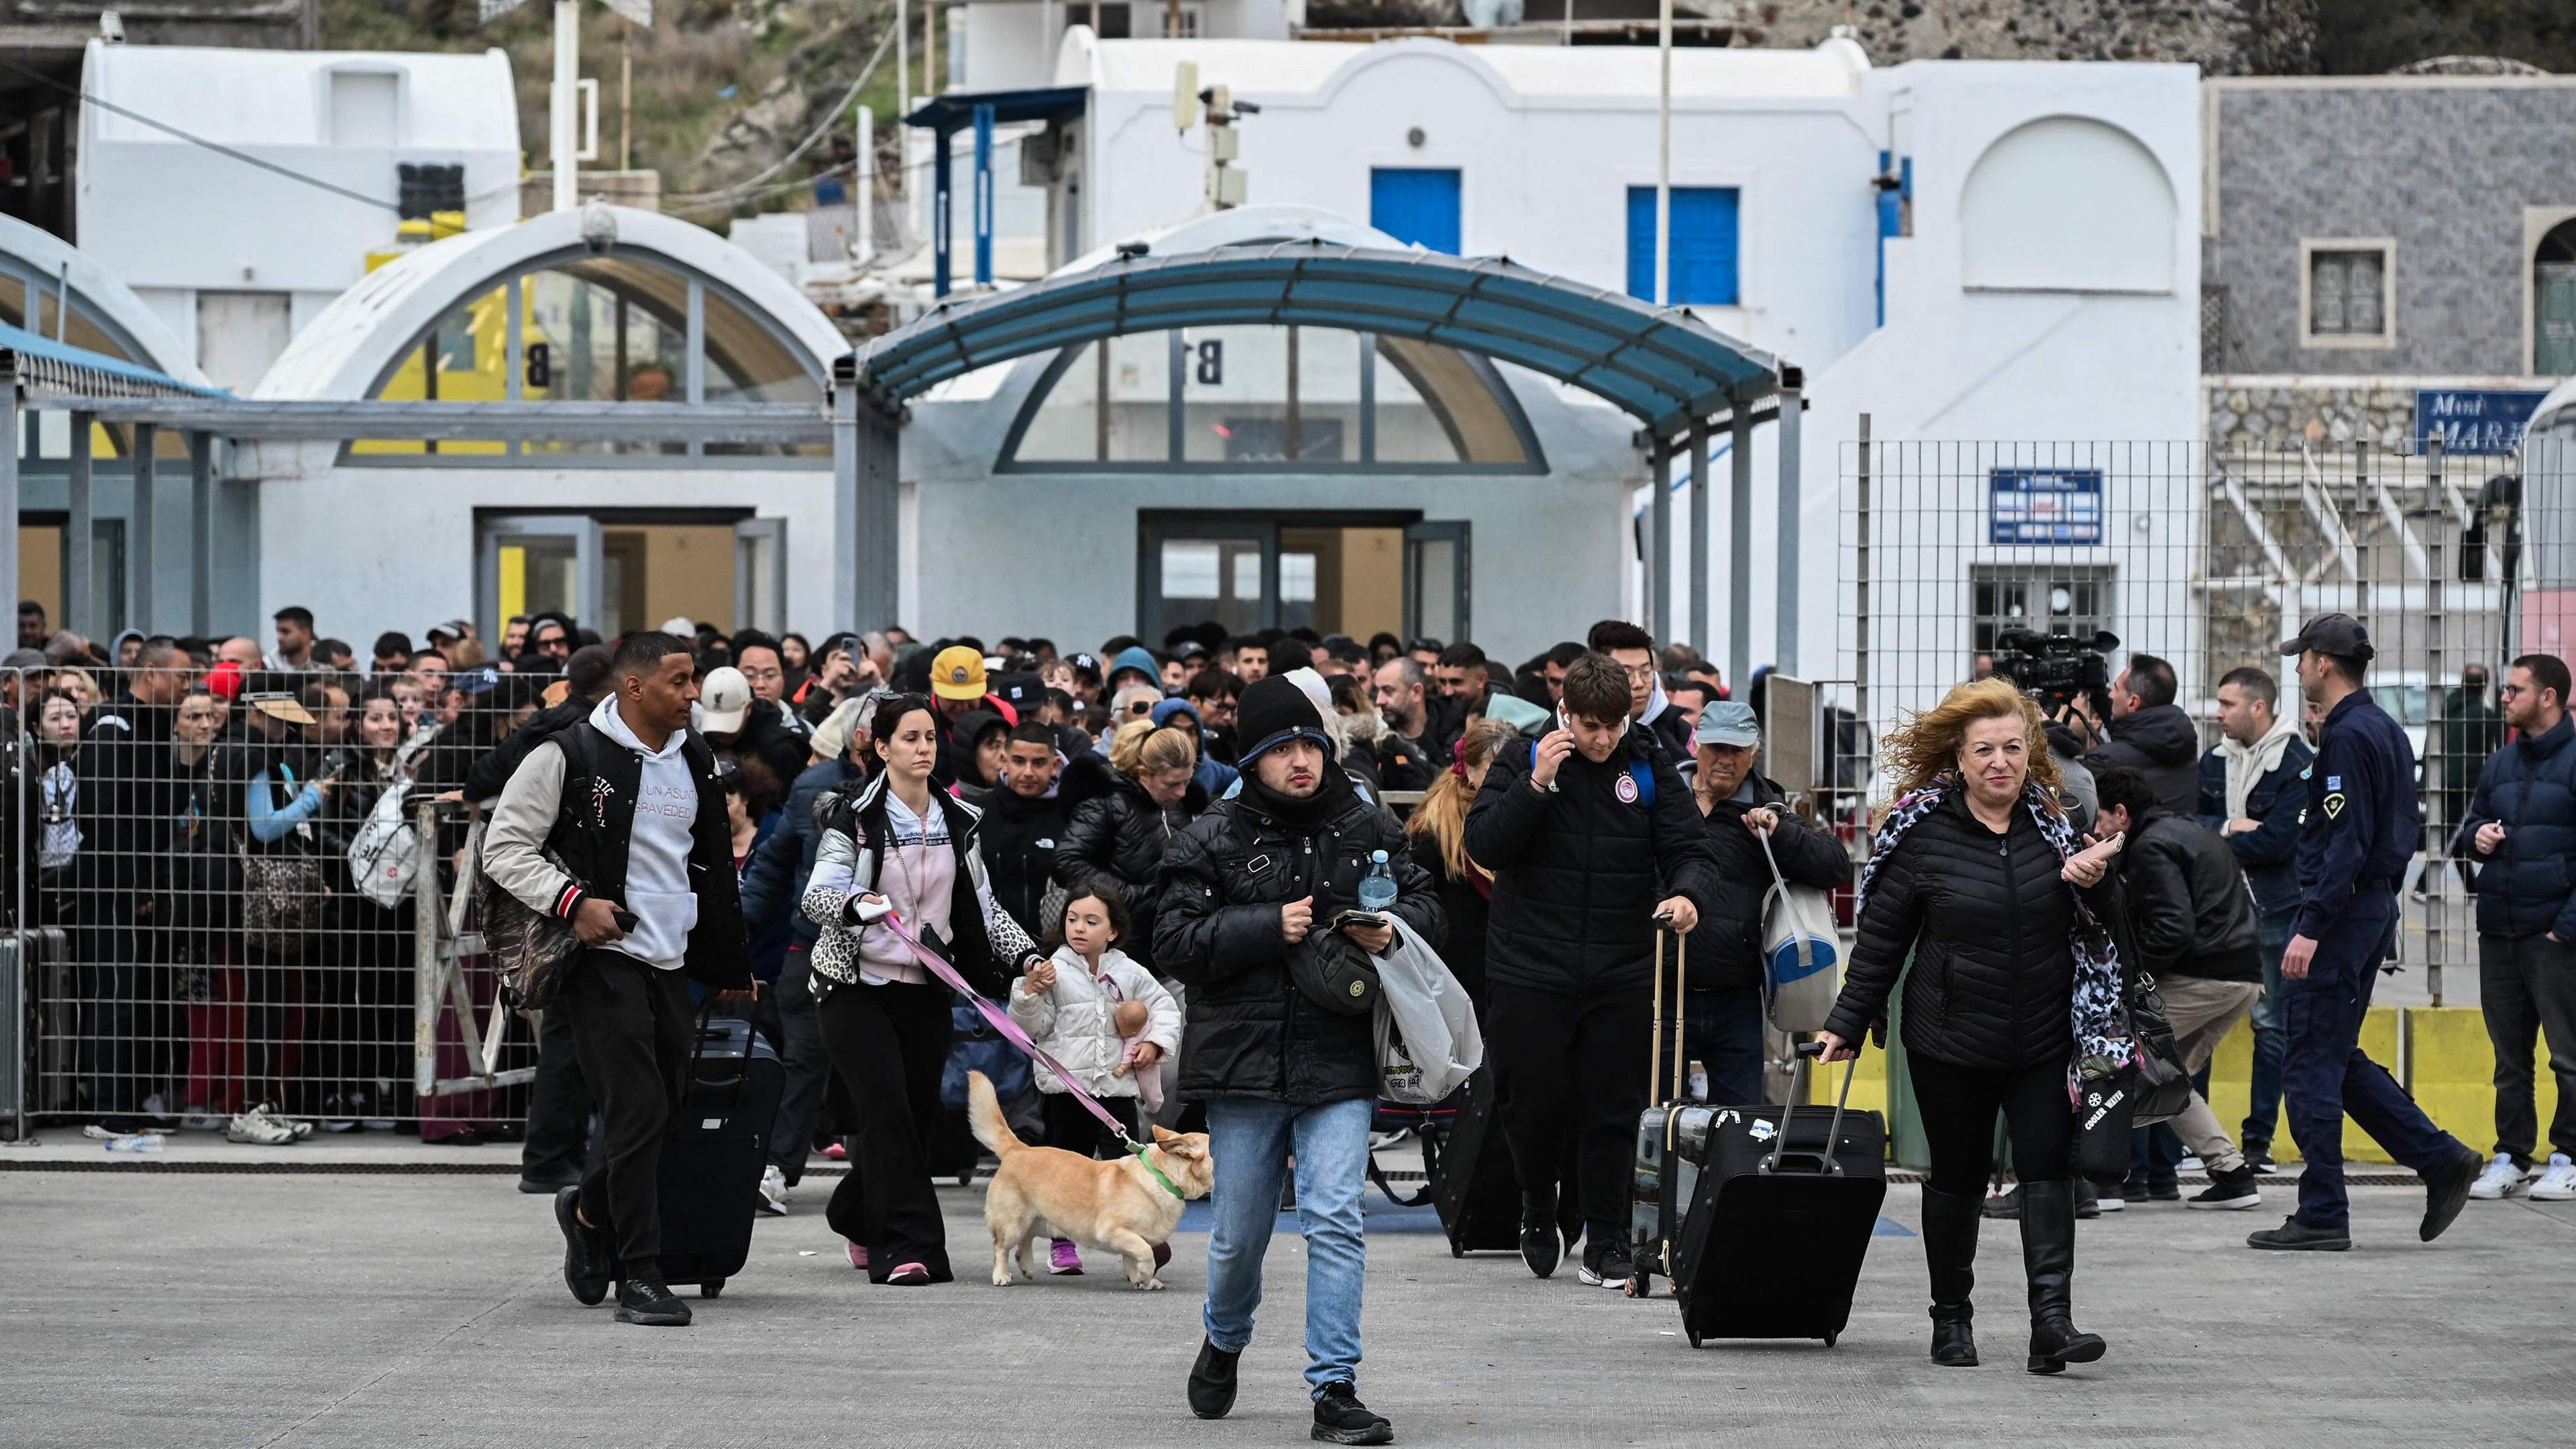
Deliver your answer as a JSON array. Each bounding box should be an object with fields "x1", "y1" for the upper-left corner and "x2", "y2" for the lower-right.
[{"x1": 930, "y1": 645, "x2": 987, "y2": 702}]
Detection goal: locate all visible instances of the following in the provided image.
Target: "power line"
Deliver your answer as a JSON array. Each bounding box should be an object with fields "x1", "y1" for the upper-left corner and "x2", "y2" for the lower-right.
[{"x1": 663, "y1": 24, "x2": 897, "y2": 207}]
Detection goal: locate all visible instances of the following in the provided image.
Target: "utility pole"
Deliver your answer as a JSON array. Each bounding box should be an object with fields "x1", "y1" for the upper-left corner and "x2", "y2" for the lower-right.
[
  {"x1": 1656, "y1": 0, "x2": 1672, "y2": 307},
  {"x1": 552, "y1": 0, "x2": 578, "y2": 211}
]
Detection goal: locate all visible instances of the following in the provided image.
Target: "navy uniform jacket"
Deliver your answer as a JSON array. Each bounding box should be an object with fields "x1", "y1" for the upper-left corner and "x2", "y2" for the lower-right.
[{"x1": 2293, "y1": 688, "x2": 2419, "y2": 940}]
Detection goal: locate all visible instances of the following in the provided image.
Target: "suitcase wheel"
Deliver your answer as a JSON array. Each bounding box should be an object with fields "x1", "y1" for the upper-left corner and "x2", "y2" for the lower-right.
[
  {"x1": 1448, "y1": 1242, "x2": 1464, "y2": 1260},
  {"x1": 701, "y1": 1279, "x2": 724, "y2": 1299},
  {"x1": 1686, "y1": 1329, "x2": 1703, "y2": 1350},
  {"x1": 1820, "y1": 1331, "x2": 1835, "y2": 1348},
  {"x1": 1621, "y1": 1273, "x2": 1646, "y2": 1299}
]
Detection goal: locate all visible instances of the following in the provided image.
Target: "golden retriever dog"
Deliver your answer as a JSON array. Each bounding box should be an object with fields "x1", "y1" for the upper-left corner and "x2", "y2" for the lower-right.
[{"x1": 966, "y1": 1069, "x2": 1214, "y2": 1289}]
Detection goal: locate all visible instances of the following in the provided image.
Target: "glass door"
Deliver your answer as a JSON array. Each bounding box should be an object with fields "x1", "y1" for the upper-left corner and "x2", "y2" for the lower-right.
[
  {"x1": 734, "y1": 517, "x2": 788, "y2": 637},
  {"x1": 479, "y1": 515, "x2": 603, "y2": 641},
  {"x1": 1140, "y1": 518, "x2": 1273, "y2": 645},
  {"x1": 1403, "y1": 521, "x2": 1470, "y2": 643}
]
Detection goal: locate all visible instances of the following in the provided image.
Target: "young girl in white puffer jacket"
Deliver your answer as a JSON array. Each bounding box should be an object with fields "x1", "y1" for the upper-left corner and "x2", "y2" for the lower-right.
[{"x1": 1008, "y1": 881, "x2": 1183, "y2": 1275}]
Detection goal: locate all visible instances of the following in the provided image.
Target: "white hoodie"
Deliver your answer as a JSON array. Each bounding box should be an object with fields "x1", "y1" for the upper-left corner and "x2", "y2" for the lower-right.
[{"x1": 588, "y1": 695, "x2": 702, "y2": 969}]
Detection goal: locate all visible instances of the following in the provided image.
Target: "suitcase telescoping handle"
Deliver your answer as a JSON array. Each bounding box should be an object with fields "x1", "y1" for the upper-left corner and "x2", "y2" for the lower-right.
[
  {"x1": 1762, "y1": 1040, "x2": 1860, "y2": 1177},
  {"x1": 1648, "y1": 925, "x2": 1687, "y2": 1108}
]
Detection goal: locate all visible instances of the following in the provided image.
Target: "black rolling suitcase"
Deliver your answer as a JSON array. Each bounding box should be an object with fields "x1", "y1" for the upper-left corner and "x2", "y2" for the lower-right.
[
  {"x1": 1667, "y1": 1042, "x2": 1886, "y2": 1348},
  {"x1": 1627, "y1": 929, "x2": 1719, "y2": 1294},
  {"x1": 643, "y1": 1016, "x2": 784, "y2": 1300}
]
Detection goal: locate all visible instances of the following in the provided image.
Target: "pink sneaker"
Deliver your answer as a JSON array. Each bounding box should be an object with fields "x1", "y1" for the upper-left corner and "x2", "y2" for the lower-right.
[
  {"x1": 1047, "y1": 1238, "x2": 1083, "y2": 1275},
  {"x1": 820, "y1": 1141, "x2": 847, "y2": 1161},
  {"x1": 846, "y1": 1241, "x2": 869, "y2": 1271},
  {"x1": 886, "y1": 1261, "x2": 932, "y2": 1285}
]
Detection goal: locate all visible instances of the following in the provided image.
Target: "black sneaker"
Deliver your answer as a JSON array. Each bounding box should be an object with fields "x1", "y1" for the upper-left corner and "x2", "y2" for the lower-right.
[
  {"x1": 1311, "y1": 1381, "x2": 1394, "y2": 1446},
  {"x1": 612, "y1": 1277, "x2": 692, "y2": 1326},
  {"x1": 1187, "y1": 1338, "x2": 1240, "y2": 1419},
  {"x1": 2186, "y1": 1165, "x2": 2262, "y2": 1211},
  {"x1": 1576, "y1": 1241, "x2": 1633, "y2": 1289},
  {"x1": 2245, "y1": 1215, "x2": 2350, "y2": 1252},
  {"x1": 555, "y1": 1187, "x2": 612, "y2": 1306},
  {"x1": 2146, "y1": 1181, "x2": 2182, "y2": 1202},
  {"x1": 1981, "y1": 1185, "x2": 2023, "y2": 1220},
  {"x1": 1519, "y1": 1220, "x2": 1561, "y2": 1279},
  {"x1": 2243, "y1": 1142, "x2": 2278, "y2": 1175},
  {"x1": 2421, "y1": 1147, "x2": 2485, "y2": 1243}
]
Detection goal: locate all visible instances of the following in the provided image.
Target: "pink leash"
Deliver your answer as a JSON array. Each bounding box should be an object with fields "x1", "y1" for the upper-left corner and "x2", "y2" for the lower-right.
[{"x1": 870, "y1": 908, "x2": 1144, "y2": 1150}]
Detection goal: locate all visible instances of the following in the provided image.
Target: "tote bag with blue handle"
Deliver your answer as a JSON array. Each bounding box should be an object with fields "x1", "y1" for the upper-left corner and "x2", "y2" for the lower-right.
[{"x1": 1757, "y1": 824, "x2": 1841, "y2": 1032}]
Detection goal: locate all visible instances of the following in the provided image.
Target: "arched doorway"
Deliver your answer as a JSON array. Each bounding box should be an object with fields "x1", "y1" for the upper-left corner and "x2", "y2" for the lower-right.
[{"x1": 2538, "y1": 218, "x2": 2576, "y2": 376}]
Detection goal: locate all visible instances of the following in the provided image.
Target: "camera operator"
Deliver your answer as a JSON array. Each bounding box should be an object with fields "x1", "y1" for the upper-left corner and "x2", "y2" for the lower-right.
[{"x1": 2074, "y1": 654, "x2": 2199, "y2": 816}]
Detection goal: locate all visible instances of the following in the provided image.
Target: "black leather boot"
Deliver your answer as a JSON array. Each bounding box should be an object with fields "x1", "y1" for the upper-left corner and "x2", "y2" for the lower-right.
[
  {"x1": 2019, "y1": 1181, "x2": 2107, "y2": 1374},
  {"x1": 1920, "y1": 1186, "x2": 1980, "y2": 1366}
]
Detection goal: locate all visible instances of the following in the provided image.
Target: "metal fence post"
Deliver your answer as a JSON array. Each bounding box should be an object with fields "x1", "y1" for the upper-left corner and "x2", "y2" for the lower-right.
[
  {"x1": 413, "y1": 799, "x2": 441, "y2": 1100},
  {"x1": 1854, "y1": 412, "x2": 1872, "y2": 833},
  {"x1": 2424, "y1": 434, "x2": 2446, "y2": 1008}
]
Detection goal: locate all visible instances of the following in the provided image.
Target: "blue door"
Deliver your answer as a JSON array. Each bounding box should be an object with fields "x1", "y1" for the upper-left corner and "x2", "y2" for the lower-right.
[
  {"x1": 1625, "y1": 186, "x2": 1739, "y2": 305},
  {"x1": 1371, "y1": 168, "x2": 1463, "y2": 254}
]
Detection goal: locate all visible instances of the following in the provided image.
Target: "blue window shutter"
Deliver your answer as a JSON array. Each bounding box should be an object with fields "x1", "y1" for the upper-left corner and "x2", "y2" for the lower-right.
[
  {"x1": 1371, "y1": 168, "x2": 1462, "y2": 254},
  {"x1": 1625, "y1": 186, "x2": 1739, "y2": 306}
]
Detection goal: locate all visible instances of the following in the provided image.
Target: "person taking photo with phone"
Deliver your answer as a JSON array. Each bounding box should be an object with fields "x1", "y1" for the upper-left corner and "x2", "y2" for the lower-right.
[
  {"x1": 1464, "y1": 650, "x2": 1718, "y2": 1289},
  {"x1": 485, "y1": 631, "x2": 756, "y2": 1329}
]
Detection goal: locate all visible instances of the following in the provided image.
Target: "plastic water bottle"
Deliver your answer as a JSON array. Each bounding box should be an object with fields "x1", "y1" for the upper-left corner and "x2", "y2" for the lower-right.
[
  {"x1": 1686, "y1": 1060, "x2": 1709, "y2": 1102},
  {"x1": 105, "y1": 1132, "x2": 166, "y2": 1155},
  {"x1": 1358, "y1": 849, "x2": 1397, "y2": 915}
]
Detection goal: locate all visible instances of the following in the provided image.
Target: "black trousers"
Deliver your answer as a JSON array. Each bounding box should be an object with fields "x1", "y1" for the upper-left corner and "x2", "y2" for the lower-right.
[
  {"x1": 2477, "y1": 932, "x2": 2576, "y2": 1163},
  {"x1": 765, "y1": 951, "x2": 834, "y2": 1182},
  {"x1": 1040, "y1": 1089, "x2": 1140, "y2": 1161},
  {"x1": 563, "y1": 951, "x2": 692, "y2": 1269},
  {"x1": 520, "y1": 1000, "x2": 593, "y2": 1184},
  {"x1": 1907, "y1": 1051, "x2": 2075, "y2": 1197},
  {"x1": 817, "y1": 979, "x2": 955, "y2": 1282},
  {"x1": 1487, "y1": 980, "x2": 1651, "y2": 1247}
]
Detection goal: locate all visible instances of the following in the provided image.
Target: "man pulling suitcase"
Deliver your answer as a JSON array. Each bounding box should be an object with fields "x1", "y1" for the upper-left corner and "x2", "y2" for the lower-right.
[{"x1": 485, "y1": 631, "x2": 758, "y2": 1327}]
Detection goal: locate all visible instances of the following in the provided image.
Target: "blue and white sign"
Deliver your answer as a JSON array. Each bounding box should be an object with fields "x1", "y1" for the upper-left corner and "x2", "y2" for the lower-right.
[
  {"x1": 2414, "y1": 389, "x2": 2551, "y2": 457},
  {"x1": 1989, "y1": 468, "x2": 2104, "y2": 545}
]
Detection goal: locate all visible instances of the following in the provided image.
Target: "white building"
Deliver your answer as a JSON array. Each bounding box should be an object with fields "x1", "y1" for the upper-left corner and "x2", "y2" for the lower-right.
[
  {"x1": 75, "y1": 40, "x2": 521, "y2": 392},
  {"x1": 910, "y1": 30, "x2": 2198, "y2": 686}
]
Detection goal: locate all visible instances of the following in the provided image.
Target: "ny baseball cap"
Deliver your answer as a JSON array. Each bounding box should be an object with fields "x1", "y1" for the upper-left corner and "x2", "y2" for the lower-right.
[
  {"x1": 698, "y1": 665, "x2": 753, "y2": 733},
  {"x1": 930, "y1": 645, "x2": 987, "y2": 702},
  {"x1": 2279, "y1": 611, "x2": 2375, "y2": 663}
]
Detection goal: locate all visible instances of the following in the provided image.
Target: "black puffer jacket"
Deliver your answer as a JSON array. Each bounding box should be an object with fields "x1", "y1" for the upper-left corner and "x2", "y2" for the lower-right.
[
  {"x1": 2121, "y1": 808, "x2": 2258, "y2": 981},
  {"x1": 979, "y1": 785, "x2": 1067, "y2": 938},
  {"x1": 1054, "y1": 762, "x2": 1205, "y2": 968},
  {"x1": 1154, "y1": 773, "x2": 1443, "y2": 1106},
  {"x1": 1822, "y1": 786, "x2": 2115, "y2": 1070},
  {"x1": 2086, "y1": 702, "x2": 2200, "y2": 816},
  {"x1": 1464, "y1": 728, "x2": 1719, "y2": 996},
  {"x1": 2454, "y1": 714, "x2": 2576, "y2": 941},
  {"x1": 1407, "y1": 828, "x2": 1490, "y2": 1005},
  {"x1": 1695, "y1": 777, "x2": 1853, "y2": 992}
]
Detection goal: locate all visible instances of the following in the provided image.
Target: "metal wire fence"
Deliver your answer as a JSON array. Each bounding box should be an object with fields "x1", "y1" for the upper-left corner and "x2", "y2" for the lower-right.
[
  {"x1": 1831, "y1": 432, "x2": 2571, "y2": 1008},
  {"x1": 4, "y1": 667, "x2": 543, "y2": 1135}
]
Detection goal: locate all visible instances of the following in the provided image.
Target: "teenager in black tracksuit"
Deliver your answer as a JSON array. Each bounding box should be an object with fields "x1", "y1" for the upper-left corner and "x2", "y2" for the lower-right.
[
  {"x1": 1464, "y1": 651, "x2": 1718, "y2": 1287},
  {"x1": 485, "y1": 633, "x2": 753, "y2": 1329},
  {"x1": 977, "y1": 722, "x2": 1069, "y2": 937}
]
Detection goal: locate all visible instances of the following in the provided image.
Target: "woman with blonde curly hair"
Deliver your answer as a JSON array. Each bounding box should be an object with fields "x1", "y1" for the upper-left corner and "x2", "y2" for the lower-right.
[
  {"x1": 1052, "y1": 718, "x2": 1205, "y2": 971},
  {"x1": 1815, "y1": 678, "x2": 2127, "y2": 1376}
]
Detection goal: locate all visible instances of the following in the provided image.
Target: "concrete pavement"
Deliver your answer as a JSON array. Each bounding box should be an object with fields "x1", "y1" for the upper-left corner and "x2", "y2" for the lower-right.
[{"x1": 4, "y1": 1170, "x2": 2569, "y2": 1448}]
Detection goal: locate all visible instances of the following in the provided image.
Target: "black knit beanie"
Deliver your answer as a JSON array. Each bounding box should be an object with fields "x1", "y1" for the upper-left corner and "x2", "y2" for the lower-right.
[{"x1": 1236, "y1": 673, "x2": 1331, "y2": 763}]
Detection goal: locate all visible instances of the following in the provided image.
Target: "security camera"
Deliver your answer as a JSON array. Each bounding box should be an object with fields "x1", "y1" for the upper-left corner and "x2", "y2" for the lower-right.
[
  {"x1": 1115, "y1": 240, "x2": 1151, "y2": 260},
  {"x1": 580, "y1": 201, "x2": 618, "y2": 255}
]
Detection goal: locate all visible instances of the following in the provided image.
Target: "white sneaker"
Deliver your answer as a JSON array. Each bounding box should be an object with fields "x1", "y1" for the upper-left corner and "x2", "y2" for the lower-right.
[
  {"x1": 225, "y1": 1108, "x2": 297, "y2": 1146},
  {"x1": 2467, "y1": 1152, "x2": 2523, "y2": 1200},
  {"x1": 2176, "y1": 1155, "x2": 2204, "y2": 1174},
  {"x1": 2530, "y1": 1153, "x2": 2576, "y2": 1201},
  {"x1": 757, "y1": 1164, "x2": 790, "y2": 1216}
]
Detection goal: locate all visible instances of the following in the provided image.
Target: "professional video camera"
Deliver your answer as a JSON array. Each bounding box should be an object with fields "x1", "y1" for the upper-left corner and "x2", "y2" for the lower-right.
[{"x1": 1993, "y1": 628, "x2": 2119, "y2": 719}]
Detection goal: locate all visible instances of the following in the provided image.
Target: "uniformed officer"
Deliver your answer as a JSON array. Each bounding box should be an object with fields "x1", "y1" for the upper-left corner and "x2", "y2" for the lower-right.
[{"x1": 2247, "y1": 613, "x2": 2484, "y2": 1251}]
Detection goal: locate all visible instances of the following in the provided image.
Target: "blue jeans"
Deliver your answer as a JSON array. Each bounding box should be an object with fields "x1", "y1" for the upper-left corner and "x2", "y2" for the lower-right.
[
  {"x1": 2242, "y1": 906, "x2": 2294, "y2": 1149},
  {"x1": 1682, "y1": 986, "x2": 1765, "y2": 1107},
  {"x1": 2282, "y1": 895, "x2": 2468, "y2": 1231},
  {"x1": 1203, "y1": 1095, "x2": 1372, "y2": 1399}
]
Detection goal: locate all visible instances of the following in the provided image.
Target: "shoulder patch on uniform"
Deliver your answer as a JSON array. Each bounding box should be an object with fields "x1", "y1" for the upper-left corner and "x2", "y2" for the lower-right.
[
  {"x1": 2322, "y1": 792, "x2": 2347, "y2": 819},
  {"x1": 2325, "y1": 775, "x2": 2341, "y2": 790}
]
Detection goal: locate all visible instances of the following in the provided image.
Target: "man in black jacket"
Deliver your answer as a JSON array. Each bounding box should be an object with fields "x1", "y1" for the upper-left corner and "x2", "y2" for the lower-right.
[
  {"x1": 2196, "y1": 665, "x2": 2313, "y2": 1173},
  {"x1": 2083, "y1": 653, "x2": 2200, "y2": 814},
  {"x1": 2093, "y1": 767, "x2": 2265, "y2": 1211},
  {"x1": 1466, "y1": 651, "x2": 1719, "y2": 1287},
  {"x1": 1687, "y1": 702, "x2": 1851, "y2": 1106},
  {"x1": 1587, "y1": 619, "x2": 1695, "y2": 762},
  {"x1": 1157, "y1": 674, "x2": 1438, "y2": 1448},
  {"x1": 979, "y1": 722, "x2": 1067, "y2": 936},
  {"x1": 485, "y1": 632, "x2": 755, "y2": 1329},
  {"x1": 2453, "y1": 653, "x2": 2576, "y2": 1201}
]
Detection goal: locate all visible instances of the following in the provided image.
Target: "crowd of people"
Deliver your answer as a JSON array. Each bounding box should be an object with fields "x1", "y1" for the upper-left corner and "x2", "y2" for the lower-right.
[{"x1": 22, "y1": 591, "x2": 2573, "y2": 1440}]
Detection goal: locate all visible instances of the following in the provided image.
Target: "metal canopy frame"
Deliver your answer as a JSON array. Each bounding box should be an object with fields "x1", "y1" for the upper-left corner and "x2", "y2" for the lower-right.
[{"x1": 839, "y1": 240, "x2": 1805, "y2": 674}]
